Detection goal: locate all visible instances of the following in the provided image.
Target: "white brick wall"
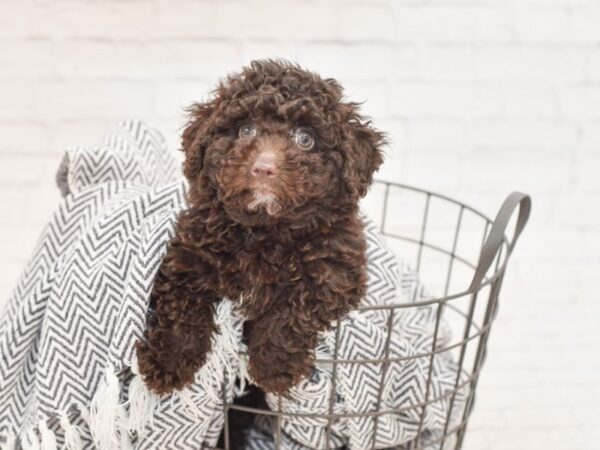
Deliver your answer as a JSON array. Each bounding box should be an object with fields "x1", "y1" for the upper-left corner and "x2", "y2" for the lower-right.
[{"x1": 1, "y1": 1, "x2": 598, "y2": 448}]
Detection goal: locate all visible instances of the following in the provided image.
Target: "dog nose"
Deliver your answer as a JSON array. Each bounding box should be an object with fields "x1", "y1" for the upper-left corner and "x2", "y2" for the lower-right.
[{"x1": 251, "y1": 153, "x2": 277, "y2": 179}]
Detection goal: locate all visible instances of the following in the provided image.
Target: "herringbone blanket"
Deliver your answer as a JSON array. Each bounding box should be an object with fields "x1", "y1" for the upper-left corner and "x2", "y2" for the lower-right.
[{"x1": 0, "y1": 121, "x2": 464, "y2": 450}]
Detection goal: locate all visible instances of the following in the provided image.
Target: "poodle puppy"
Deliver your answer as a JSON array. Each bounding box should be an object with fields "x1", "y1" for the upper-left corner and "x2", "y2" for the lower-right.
[{"x1": 136, "y1": 59, "x2": 385, "y2": 395}]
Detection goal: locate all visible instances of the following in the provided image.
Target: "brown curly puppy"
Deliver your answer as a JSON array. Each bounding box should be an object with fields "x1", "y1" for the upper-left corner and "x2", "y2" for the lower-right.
[{"x1": 136, "y1": 59, "x2": 385, "y2": 395}]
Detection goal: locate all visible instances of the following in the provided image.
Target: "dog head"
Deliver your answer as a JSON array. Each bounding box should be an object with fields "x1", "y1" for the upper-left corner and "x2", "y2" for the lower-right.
[{"x1": 182, "y1": 59, "x2": 385, "y2": 227}]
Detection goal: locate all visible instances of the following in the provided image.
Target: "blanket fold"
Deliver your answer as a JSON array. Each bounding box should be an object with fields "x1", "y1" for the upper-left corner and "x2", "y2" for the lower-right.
[{"x1": 0, "y1": 120, "x2": 464, "y2": 450}]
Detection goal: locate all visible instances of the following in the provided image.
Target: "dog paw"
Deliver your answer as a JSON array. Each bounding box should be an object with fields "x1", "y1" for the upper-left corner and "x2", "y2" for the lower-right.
[
  {"x1": 135, "y1": 340, "x2": 196, "y2": 395},
  {"x1": 256, "y1": 374, "x2": 297, "y2": 395},
  {"x1": 249, "y1": 362, "x2": 308, "y2": 395}
]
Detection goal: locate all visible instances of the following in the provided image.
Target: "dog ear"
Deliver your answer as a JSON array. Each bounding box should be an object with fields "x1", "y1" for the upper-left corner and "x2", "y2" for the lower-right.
[
  {"x1": 341, "y1": 118, "x2": 385, "y2": 200},
  {"x1": 181, "y1": 101, "x2": 216, "y2": 181}
]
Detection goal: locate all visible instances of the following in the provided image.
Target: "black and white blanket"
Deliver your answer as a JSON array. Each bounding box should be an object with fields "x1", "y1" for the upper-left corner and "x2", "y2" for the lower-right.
[{"x1": 0, "y1": 121, "x2": 464, "y2": 450}]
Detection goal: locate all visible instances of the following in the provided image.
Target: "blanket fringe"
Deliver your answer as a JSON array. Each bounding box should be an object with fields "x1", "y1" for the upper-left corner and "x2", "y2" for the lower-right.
[
  {"x1": 38, "y1": 419, "x2": 57, "y2": 450},
  {"x1": 90, "y1": 365, "x2": 120, "y2": 450},
  {"x1": 117, "y1": 409, "x2": 134, "y2": 450},
  {"x1": 76, "y1": 405, "x2": 92, "y2": 432},
  {"x1": 195, "y1": 300, "x2": 239, "y2": 402},
  {"x1": 235, "y1": 352, "x2": 250, "y2": 395},
  {"x1": 2, "y1": 434, "x2": 16, "y2": 450},
  {"x1": 20, "y1": 427, "x2": 39, "y2": 450},
  {"x1": 171, "y1": 300, "x2": 240, "y2": 410},
  {"x1": 60, "y1": 413, "x2": 83, "y2": 450},
  {"x1": 177, "y1": 390, "x2": 204, "y2": 419},
  {"x1": 215, "y1": 300, "x2": 238, "y2": 361},
  {"x1": 126, "y1": 354, "x2": 158, "y2": 436}
]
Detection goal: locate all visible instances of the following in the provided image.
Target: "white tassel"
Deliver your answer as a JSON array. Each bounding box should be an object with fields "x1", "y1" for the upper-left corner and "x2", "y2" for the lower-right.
[
  {"x1": 126, "y1": 354, "x2": 158, "y2": 436},
  {"x1": 176, "y1": 390, "x2": 204, "y2": 419},
  {"x1": 2, "y1": 434, "x2": 16, "y2": 450},
  {"x1": 119, "y1": 433, "x2": 133, "y2": 450},
  {"x1": 59, "y1": 413, "x2": 83, "y2": 450},
  {"x1": 194, "y1": 300, "x2": 239, "y2": 402},
  {"x1": 20, "y1": 427, "x2": 40, "y2": 450},
  {"x1": 76, "y1": 405, "x2": 91, "y2": 431},
  {"x1": 117, "y1": 409, "x2": 134, "y2": 450},
  {"x1": 89, "y1": 365, "x2": 121, "y2": 450},
  {"x1": 235, "y1": 352, "x2": 250, "y2": 395},
  {"x1": 215, "y1": 300, "x2": 238, "y2": 365},
  {"x1": 38, "y1": 419, "x2": 57, "y2": 450}
]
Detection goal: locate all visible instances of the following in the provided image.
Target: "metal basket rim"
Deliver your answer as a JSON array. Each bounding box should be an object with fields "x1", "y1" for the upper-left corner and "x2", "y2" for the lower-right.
[{"x1": 369, "y1": 179, "x2": 513, "y2": 305}]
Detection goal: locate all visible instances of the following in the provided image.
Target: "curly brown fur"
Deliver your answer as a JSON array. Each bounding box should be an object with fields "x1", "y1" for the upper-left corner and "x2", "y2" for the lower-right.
[{"x1": 136, "y1": 59, "x2": 385, "y2": 395}]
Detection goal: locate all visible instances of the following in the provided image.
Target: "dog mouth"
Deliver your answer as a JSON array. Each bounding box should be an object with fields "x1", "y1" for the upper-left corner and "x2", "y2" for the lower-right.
[{"x1": 247, "y1": 188, "x2": 282, "y2": 216}]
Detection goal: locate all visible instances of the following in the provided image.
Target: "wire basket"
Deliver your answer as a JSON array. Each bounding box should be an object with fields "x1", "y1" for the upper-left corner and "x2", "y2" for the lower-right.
[{"x1": 217, "y1": 181, "x2": 531, "y2": 450}]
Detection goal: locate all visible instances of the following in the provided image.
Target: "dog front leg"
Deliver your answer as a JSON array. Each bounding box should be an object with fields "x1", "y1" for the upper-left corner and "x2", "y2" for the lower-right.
[
  {"x1": 135, "y1": 253, "x2": 220, "y2": 395},
  {"x1": 246, "y1": 250, "x2": 367, "y2": 394},
  {"x1": 246, "y1": 305, "x2": 319, "y2": 395}
]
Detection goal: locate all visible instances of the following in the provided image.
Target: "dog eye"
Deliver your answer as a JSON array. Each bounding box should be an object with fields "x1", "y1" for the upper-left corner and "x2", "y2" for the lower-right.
[
  {"x1": 239, "y1": 123, "x2": 257, "y2": 139},
  {"x1": 293, "y1": 128, "x2": 315, "y2": 150}
]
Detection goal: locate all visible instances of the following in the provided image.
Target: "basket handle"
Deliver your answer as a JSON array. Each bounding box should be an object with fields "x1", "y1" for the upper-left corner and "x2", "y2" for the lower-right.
[{"x1": 469, "y1": 192, "x2": 531, "y2": 290}]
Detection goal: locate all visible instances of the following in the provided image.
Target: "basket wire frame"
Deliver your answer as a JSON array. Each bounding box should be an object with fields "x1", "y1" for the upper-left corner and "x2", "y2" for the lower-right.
[{"x1": 216, "y1": 181, "x2": 531, "y2": 450}]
